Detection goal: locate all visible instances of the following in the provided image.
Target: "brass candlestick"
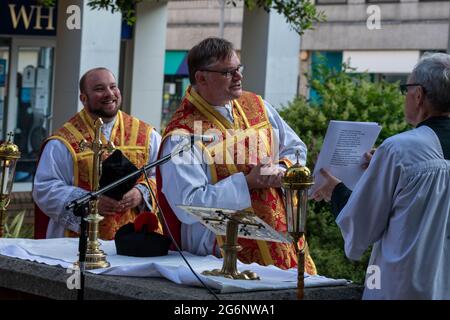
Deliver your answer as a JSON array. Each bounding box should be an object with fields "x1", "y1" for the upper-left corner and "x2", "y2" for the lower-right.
[
  {"x1": 77, "y1": 118, "x2": 114, "y2": 269},
  {"x1": 202, "y1": 210, "x2": 260, "y2": 280},
  {"x1": 282, "y1": 150, "x2": 314, "y2": 300},
  {"x1": 178, "y1": 204, "x2": 289, "y2": 281},
  {"x1": 0, "y1": 133, "x2": 20, "y2": 238}
]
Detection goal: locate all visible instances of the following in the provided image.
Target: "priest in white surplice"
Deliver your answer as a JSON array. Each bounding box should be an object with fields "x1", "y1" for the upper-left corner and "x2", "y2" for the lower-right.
[
  {"x1": 312, "y1": 53, "x2": 450, "y2": 299},
  {"x1": 157, "y1": 37, "x2": 317, "y2": 273},
  {"x1": 33, "y1": 68, "x2": 161, "y2": 240}
]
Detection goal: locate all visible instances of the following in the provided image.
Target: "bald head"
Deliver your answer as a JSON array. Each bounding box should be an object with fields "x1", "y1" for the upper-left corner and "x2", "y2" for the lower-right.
[{"x1": 79, "y1": 67, "x2": 114, "y2": 94}]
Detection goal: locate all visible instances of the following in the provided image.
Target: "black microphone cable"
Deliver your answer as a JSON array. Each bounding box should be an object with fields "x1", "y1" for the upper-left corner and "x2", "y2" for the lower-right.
[{"x1": 142, "y1": 169, "x2": 220, "y2": 301}]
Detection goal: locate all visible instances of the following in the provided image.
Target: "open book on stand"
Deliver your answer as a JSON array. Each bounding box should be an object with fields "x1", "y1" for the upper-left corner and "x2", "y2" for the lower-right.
[{"x1": 310, "y1": 120, "x2": 382, "y2": 194}]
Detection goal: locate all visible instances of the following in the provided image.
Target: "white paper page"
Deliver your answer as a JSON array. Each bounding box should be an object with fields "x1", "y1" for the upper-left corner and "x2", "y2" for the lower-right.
[{"x1": 311, "y1": 120, "x2": 382, "y2": 194}]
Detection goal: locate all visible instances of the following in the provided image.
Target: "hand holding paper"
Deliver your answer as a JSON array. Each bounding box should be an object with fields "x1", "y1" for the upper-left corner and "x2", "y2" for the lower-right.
[
  {"x1": 310, "y1": 120, "x2": 381, "y2": 195},
  {"x1": 310, "y1": 168, "x2": 342, "y2": 202}
]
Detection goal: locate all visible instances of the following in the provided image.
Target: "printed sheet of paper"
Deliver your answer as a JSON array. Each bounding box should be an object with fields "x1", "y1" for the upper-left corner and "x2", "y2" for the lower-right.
[{"x1": 311, "y1": 120, "x2": 382, "y2": 194}]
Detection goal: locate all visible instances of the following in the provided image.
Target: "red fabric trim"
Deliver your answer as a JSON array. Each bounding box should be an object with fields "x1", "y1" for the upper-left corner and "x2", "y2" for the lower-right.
[
  {"x1": 34, "y1": 203, "x2": 49, "y2": 239},
  {"x1": 33, "y1": 139, "x2": 51, "y2": 239}
]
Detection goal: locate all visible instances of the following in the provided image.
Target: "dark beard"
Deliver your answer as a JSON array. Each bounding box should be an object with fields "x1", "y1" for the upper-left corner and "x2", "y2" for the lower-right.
[
  {"x1": 90, "y1": 106, "x2": 119, "y2": 119},
  {"x1": 84, "y1": 91, "x2": 121, "y2": 119}
]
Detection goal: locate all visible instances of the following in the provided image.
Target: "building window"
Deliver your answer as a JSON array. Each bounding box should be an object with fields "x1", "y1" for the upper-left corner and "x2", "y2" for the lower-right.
[
  {"x1": 14, "y1": 46, "x2": 54, "y2": 183},
  {"x1": 161, "y1": 51, "x2": 190, "y2": 131},
  {"x1": 161, "y1": 77, "x2": 190, "y2": 130},
  {"x1": 309, "y1": 51, "x2": 343, "y2": 103}
]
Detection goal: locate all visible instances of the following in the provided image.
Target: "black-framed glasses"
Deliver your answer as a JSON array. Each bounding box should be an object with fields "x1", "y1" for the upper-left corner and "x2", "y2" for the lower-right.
[
  {"x1": 400, "y1": 83, "x2": 427, "y2": 95},
  {"x1": 201, "y1": 65, "x2": 244, "y2": 78}
]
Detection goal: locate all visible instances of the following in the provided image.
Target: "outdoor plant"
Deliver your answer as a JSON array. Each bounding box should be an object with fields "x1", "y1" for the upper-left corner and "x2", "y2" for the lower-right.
[{"x1": 3, "y1": 210, "x2": 32, "y2": 238}]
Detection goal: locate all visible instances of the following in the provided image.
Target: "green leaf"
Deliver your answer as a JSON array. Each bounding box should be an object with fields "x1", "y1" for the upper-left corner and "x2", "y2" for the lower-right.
[
  {"x1": 38, "y1": 0, "x2": 56, "y2": 6},
  {"x1": 4, "y1": 211, "x2": 27, "y2": 238}
]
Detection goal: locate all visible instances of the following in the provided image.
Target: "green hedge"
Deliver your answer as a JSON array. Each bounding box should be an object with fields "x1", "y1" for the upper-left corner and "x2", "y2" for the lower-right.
[{"x1": 279, "y1": 62, "x2": 410, "y2": 283}]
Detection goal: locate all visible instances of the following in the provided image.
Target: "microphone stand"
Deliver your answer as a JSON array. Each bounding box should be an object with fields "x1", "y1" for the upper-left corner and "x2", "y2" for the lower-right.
[
  {"x1": 73, "y1": 203, "x2": 88, "y2": 301},
  {"x1": 65, "y1": 138, "x2": 192, "y2": 300}
]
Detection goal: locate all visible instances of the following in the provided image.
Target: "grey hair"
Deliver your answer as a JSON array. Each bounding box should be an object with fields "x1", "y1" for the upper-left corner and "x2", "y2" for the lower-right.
[{"x1": 411, "y1": 52, "x2": 450, "y2": 112}]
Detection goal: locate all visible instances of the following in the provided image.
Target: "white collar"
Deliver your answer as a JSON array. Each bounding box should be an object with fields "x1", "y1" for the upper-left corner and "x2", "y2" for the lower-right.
[{"x1": 101, "y1": 116, "x2": 117, "y2": 140}]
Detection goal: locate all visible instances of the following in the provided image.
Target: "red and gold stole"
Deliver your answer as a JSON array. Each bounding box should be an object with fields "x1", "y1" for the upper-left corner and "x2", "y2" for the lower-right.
[
  {"x1": 47, "y1": 108, "x2": 158, "y2": 240},
  {"x1": 161, "y1": 87, "x2": 316, "y2": 273}
]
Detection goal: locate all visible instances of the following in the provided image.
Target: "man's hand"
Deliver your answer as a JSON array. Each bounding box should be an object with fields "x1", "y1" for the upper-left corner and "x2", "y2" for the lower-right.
[
  {"x1": 118, "y1": 187, "x2": 143, "y2": 212},
  {"x1": 361, "y1": 149, "x2": 376, "y2": 170},
  {"x1": 310, "y1": 168, "x2": 341, "y2": 202},
  {"x1": 245, "y1": 162, "x2": 285, "y2": 190},
  {"x1": 98, "y1": 195, "x2": 122, "y2": 216},
  {"x1": 97, "y1": 188, "x2": 143, "y2": 215}
]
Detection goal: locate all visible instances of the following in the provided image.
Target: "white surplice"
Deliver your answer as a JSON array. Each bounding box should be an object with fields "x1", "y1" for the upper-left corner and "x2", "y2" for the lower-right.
[
  {"x1": 336, "y1": 125, "x2": 450, "y2": 299},
  {"x1": 159, "y1": 100, "x2": 307, "y2": 256},
  {"x1": 32, "y1": 117, "x2": 162, "y2": 238}
]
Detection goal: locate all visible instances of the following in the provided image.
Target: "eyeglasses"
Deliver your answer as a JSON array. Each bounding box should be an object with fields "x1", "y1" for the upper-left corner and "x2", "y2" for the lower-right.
[
  {"x1": 400, "y1": 83, "x2": 427, "y2": 95},
  {"x1": 201, "y1": 65, "x2": 244, "y2": 78}
]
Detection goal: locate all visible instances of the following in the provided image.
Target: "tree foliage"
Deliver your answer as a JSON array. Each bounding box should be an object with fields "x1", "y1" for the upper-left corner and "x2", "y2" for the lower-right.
[
  {"x1": 242, "y1": 0, "x2": 325, "y2": 34},
  {"x1": 279, "y1": 61, "x2": 410, "y2": 283},
  {"x1": 87, "y1": 0, "x2": 141, "y2": 25},
  {"x1": 41, "y1": 0, "x2": 325, "y2": 34}
]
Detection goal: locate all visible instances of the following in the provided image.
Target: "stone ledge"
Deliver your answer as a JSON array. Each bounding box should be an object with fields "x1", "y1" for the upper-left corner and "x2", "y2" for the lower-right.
[{"x1": 0, "y1": 255, "x2": 363, "y2": 300}]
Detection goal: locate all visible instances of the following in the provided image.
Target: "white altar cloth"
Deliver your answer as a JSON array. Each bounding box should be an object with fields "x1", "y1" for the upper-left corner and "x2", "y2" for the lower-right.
[{"x1": 0, "y1": 238, "x2": 349, "y2": 293}]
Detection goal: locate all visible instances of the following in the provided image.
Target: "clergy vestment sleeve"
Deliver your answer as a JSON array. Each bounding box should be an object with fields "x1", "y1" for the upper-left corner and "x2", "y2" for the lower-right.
[
  {"x1": 146, "y1": 128, "x2": 162, "y2": 177},
  {"x1": 33, "y1": 129, "x2": 160, "y2": 237},
  {"x1": 159, "y1": 98, "x2": 307, "y2": 256},
  {"x1": 160, "y1": 138, "x2": 252, "y2": 225},
  {"x1": 135, "y1": 128, "x2": 161, "y2": 210},
  {"x1": 32, "y1": 139, "x2": 86, "y2": 234},
  {"x1": 263, "y1": 101, "x2": 307, "y2": 166},
  {"x1": 336, "y1": 141, "x2": 402, "y2": 260}
]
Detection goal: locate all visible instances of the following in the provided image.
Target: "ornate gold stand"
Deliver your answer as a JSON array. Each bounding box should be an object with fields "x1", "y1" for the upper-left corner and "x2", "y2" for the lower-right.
[
  {"x1": 290, "y1": 232, "x2": 305, "y2": 300},
  {"x1": 75, "y1": 118, "x2": 114, "y2": 269},
  {"x1": 281, "y1": 150, "x2": 313, "y2": 300},
  {"x1": 0, "y1": 133, "x2": 21, "y2": 238},
  {"x1": 202, "y1": 211, "x2": 260, "y2": 280},
  {"x1": 82, "y1": 199, "x2": 110, "y2": 269},
  {"x1": 0, "y1": 197, "x2": 9, "y2": 238}
]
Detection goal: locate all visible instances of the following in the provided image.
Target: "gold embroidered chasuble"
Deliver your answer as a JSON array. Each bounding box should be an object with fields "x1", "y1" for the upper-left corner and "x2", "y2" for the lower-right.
[
  {"x1": 47, "y1": 109, "x2": 157, "y2": 240},
  {"x1": 163, "y1": 87, "x2": 317, "y2": 273}
]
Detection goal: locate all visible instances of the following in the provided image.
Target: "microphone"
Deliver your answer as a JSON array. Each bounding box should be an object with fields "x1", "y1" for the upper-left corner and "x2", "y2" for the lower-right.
[
  {"x1": 189, "y1": 134, "x2": 216, "y2": 143},
  {"x1": 172, "y1": 134, "x2": 217, "y2": 143}
]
